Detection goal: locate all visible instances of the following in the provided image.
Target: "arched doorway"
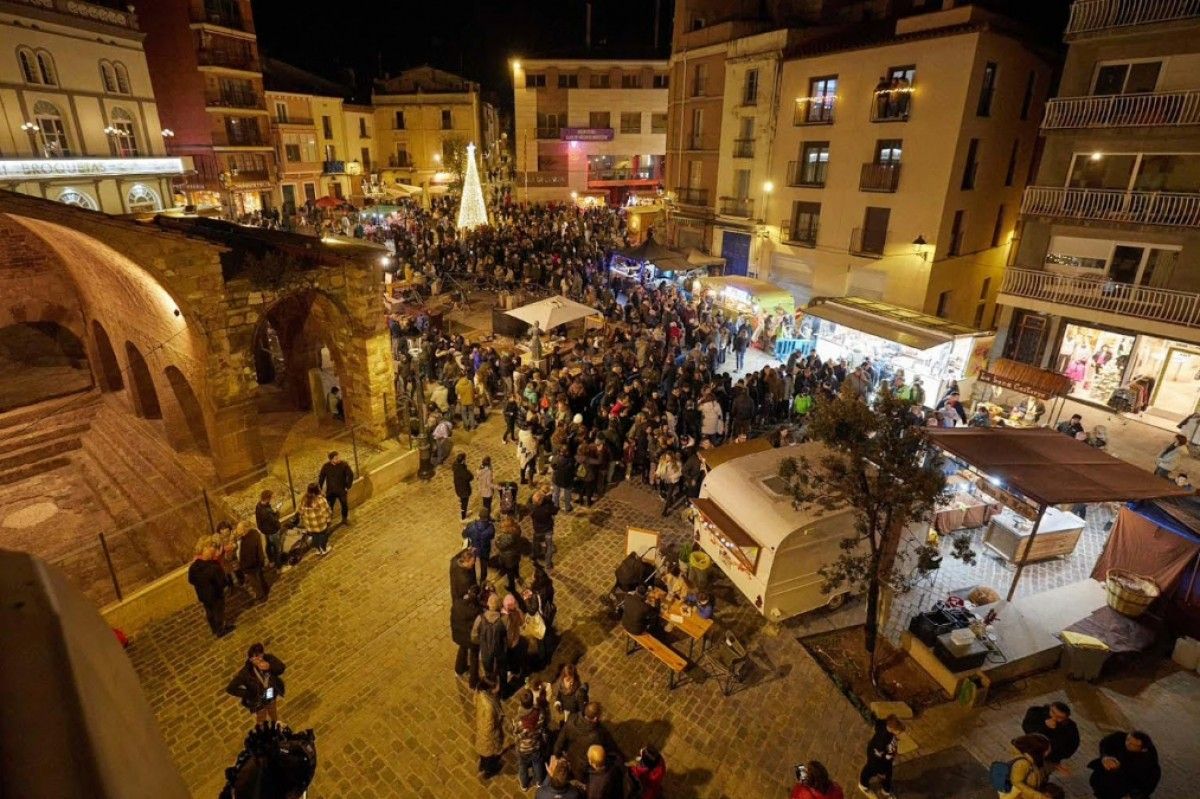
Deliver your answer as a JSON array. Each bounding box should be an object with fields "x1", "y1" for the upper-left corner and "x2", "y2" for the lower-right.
[
  {"x1": 124, "y1": 340, "x2": 162, "y2": 419},
  {"x1": 91, "y1": 319, "x2": 123, "y2": 391},
  {"x1": 163, "y1": 365, "x2": 211, "y2": 453},
  {"x1": 252, "y1": 291, "x2": 350, "y2": 416},
  {"x1": 0, "y1": 321, "x2": 92, "y2": 411}
]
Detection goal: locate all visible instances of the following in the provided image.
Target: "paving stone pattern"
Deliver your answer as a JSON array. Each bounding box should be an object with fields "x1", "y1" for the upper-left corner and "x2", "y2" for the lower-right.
[{"x1": 128, "y1": 415, "x2": 872, "y2": 799}]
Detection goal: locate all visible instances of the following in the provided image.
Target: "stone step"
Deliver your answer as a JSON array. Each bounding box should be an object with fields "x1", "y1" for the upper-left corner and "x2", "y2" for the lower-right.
[
  {"x1": 0, "y1": 454, "x2": 74, "y2": 484},
  {"x1": 0, "y1": 389, "x2": 98, "y2": 433},
  {"x1": 0, "y1": 437, "x2": 83, "y2": 482},
  {"x1": 0, "y1": 420, "x2": 93, "y2": 458}
]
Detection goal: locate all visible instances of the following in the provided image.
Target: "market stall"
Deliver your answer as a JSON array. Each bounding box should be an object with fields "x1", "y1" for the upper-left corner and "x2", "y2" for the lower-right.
[
  {"x1": 691, "y1": 443, "x2": 879, "y2": 621},
  {"x1": 695, "y1": 276, "x2": 795, "y2": 318},
  {"x1": 610, "y1": 238, "x2": 693, "y2": 282},
  {"x1": 970, "y1": 359, "x2": 1074, "y2": 429},
  {"x1": 504, "y1": 296, "x2": 603, "y2": 366},
  {"x1": 934, "y1": 474, "x2": 1001, "y2": 534},
  {"x1": 801, "y1": 296, "x2": 988, "y2": 407}
]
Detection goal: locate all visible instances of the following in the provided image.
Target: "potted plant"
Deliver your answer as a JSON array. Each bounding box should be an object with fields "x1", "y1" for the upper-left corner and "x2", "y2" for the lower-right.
[{"x1": 677, "y1": 539, "x2": 693, "y2": 575}]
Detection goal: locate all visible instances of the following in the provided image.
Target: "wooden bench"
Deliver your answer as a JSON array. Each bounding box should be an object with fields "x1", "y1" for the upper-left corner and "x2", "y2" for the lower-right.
[{"x1": 624, "y1": 630, "x2": 687, "y2": 689}]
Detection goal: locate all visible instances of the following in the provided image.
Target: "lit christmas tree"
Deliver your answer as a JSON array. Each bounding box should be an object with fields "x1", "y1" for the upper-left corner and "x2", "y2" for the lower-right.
[{"x1": 455, "y1": 142, "x2": 489, "y2": 230}]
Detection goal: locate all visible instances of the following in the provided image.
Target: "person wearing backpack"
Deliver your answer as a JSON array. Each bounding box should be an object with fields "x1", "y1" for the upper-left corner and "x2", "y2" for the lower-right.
[
  {"x1": 994, "y1": 734, "x2": 1054, "y2": 799},
  {"x1": 509, "y1": 688, "x2": 548, "y2": 791},
  {"x1": 472, "y1": 592, "x2": 509, "y2": 695},
  {"x1": 859, "y1": 715, "x2": 904, "y2": 796}
]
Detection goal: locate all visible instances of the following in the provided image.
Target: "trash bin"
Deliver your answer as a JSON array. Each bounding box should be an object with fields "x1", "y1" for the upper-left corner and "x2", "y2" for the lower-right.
[
  {"x1": 1060, "y1": 631, "x2": 1110, "y2": 681},
  {"x1": 498, "y1": 481, "x2": 519, "y2": 515},
  {"x1": 688, "y1": 550, "x2": 713, "y2": 590}
]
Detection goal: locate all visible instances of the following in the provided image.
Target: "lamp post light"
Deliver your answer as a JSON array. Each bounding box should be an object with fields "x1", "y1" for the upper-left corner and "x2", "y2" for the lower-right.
[
  {"x1": 20, "y1": 121, "x2": 41, "y2": 156},
  {"x1": 103, "y1": 125, "x2": 121, "y2": 156}
]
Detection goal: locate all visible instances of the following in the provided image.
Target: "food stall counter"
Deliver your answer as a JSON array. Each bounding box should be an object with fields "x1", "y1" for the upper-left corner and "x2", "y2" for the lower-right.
[{"x1": 983, "y1": 506, "x2": 1086, "y2": 563}]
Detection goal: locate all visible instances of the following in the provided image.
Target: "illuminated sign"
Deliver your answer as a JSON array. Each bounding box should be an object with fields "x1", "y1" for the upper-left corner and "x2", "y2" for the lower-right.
[
  {"x1": 0, "y1": 158, "x2": 185, "y2": 181},
  {"x1": 518, "y1": 171, "x2": 567, "y2": 187},
  {"x1": 560, "y1": 127, "x2": 614, "y2": 142}
]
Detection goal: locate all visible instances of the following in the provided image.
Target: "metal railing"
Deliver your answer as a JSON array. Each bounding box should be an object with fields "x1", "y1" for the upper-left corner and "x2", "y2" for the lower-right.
[
  {"x1": 1000, "y1": 266, "x2": 1200, "y2": 328},
  {"x1": 795, "y1": 98, "x2": 835, "y2": 125},
  {"x1": 782, "y1": 219, "x2": 818, "y2": 246},
  {"x1": 719, "y1": 196, "x2": 754, "y2": 217},
  {"x1": 274, "y1": 116, "x2": 314, "y2": 127},
  {"x1": 323, "y1": 160, "x2": 346, "y2": 175},
  {"x1": 1066, "y1": 0, "x2": 1200, "y2": 35},
  {"x1": 871, "y1": 92, "x2": 912, "y2": 122},
  {"x1": 206, "y1": 91, "x2": 264, "y2": 110},
  {"x1": 230, "y1": 169, "x2": 271, "y2": 182},
  {"x1": 1021, "y1": 185, "x2": 1200, "y2": 227},
  {"x1": 732, "y1": 138, "x2": 755, "y2": 158},
  {"x1": 588, "y1": 168, "x2": 657, "y2": 182},
  {"x1": 674, "y1": 187, "x2": 709, "y2": 206},
  {"x1": 388, "y1": 154, "x2": 414, "y2": 168},
  {"x1": 860, "y1": 162, "x2": 901, "y2": 192},
  {"x1": 1042, "y1": 90, "x2": 1200, "y2": 129},
  {"x1": 787, "y1": 160, "x2": 825, "y2": 187},
  {"x1": 850, "y1": 226, "x2": 890, "y2": 257},
  {"x1": 46, "y1": 422, "x2": 368, "y2": 608},
  {"x1": 214, "y1": 130, "x2": 268, "y2": 147},
  {"x1": 197, "y1": 47, "x2": 259, "y2": 71}
]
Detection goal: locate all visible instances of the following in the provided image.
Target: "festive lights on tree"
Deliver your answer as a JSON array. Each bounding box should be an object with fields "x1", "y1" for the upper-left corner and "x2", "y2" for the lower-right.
[{"x1": 455, "y1": 142, "x2": 489, "y2": 230}]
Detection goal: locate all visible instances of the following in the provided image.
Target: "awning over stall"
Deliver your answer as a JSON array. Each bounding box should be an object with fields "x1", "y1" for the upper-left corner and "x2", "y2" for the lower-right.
[
  {"x1": 804, "y1": 296, "x2": 979, "y2": 351},
  {"x1": 505, "y1": 296, "x2": 600, "y2": 330},
  {"x1": 977, "y1": 358, "x2": 1073, "y2": 400},
  {"x1": 1092, "y1": 504, "x2": 1200, "y2": 593},
  {"x1": 698, "y1": 437, "x2": 773, "y2": 470},
  {"x1": 614, "y1": 238, "x2": 692, "y2": 272},
  {"x1": 926, "y1": 428, "x2": 1194, "y2": 506}
]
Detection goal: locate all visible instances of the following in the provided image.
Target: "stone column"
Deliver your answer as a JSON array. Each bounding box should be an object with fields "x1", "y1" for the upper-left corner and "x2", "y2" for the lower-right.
[
  {"x1": 209, "y1": 397, "x2": 266, "y2": 483},
  {"x1": 340, "y1": 329, "x2": 396, "y2": 443}
]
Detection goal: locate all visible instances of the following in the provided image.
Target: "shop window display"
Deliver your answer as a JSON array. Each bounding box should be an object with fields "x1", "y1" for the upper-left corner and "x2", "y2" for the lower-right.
[
  {"x1": 1056, "y1": 323, "x2": 1134, "y2": 404},
  {"x1": 1126, "y1": 337, "x2": 1200, "y2": 420}
]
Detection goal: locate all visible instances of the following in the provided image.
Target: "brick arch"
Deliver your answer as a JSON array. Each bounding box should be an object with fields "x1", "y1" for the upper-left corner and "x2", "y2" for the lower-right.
[
  {"x1": 163, "y1": 365, "x2": 210, "y2": 454},
  {"x1": 91, "y1": 319, "x2": 123, "y2": 391},
  {"x1": 124, "y1": 340, "x2": 162, "y2": 419}
]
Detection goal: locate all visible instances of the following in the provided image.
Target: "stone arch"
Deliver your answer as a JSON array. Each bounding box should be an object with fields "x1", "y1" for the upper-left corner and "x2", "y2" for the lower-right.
[
  {"x1": 123, "y1": 340, "x2": 162, "y2": 419},
  {"x1": 253, "y1": 289, "x2": 357, "y2": 416},
  {"x1": 163, "y1": 365, "x2": 211, "y2": 453},
  {"x1": 90, "y1": 319, "x2": 123, "y2": 391},
  {"x1": 0, "y1": 320, "x2": 92, "y2": 411}
]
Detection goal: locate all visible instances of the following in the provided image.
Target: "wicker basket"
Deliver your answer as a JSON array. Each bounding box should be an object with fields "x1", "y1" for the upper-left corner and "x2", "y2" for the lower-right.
[{"x1": 1105, "y1": 569, "x2": 1160, "y2": 618}]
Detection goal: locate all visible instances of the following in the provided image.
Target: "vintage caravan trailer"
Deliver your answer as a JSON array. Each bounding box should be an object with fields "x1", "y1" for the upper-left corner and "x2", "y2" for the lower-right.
[{"x1": 691, "y1": 443, "x2": 866, "y2": 621}]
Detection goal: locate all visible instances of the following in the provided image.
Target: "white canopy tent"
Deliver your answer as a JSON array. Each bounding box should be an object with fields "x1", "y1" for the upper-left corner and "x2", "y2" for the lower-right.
[{"x1": 505, "y1": 296, "x2": 600, "y2": 330}]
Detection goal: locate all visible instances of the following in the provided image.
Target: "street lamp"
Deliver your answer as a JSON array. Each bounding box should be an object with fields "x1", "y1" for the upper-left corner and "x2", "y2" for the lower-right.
[
  {"x1": 20, "y1": 121, "x2": 41, "y2": 156},
  {"x1": 761, "y1": 180, "x2": 774, "y2": 223},
  {"x1": 912, "y1": 234, "x2": 929, "y2": 261}
]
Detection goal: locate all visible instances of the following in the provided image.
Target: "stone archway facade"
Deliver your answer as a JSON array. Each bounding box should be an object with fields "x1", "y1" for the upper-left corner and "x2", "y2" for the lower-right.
[{"x1": 91, "y1": 319, "x2": 123, "y2": 391}]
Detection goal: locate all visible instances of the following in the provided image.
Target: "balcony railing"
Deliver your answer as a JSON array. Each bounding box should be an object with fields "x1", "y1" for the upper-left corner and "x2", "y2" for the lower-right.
[
  {"x1": 719, "y1": 196, "x2": 754, "y2": 217},
  {"x1": 14, "y1": 0, "x2": 137, "y2": 29},
  {"x1": 860, "y1": 162, "x2": 901, "y2": 192},
  {"x1": 230, "y1": 169, "x2": 270, "y2": 183},
  {"x1": 323, "y1": 160, "x2": 345, "y2": 175},
  {"x1": 1000, "y1": 266, "x2": 1200, "y2": 328},
  {"x1": 388, "y1": 155, "x2": 414, "y2": 168},
  {"x1": 1066, "y1": 0, "x2": 1200, "y2": 36},
  {"x1": 197, "y1": 48, "x2": 259, "y2": 71},
  {"x1": 535, "y1": 127, "x2": 560, "y2": 139},
  {"x1": 1021, "y1": 185, "x2": 1200, "y2": 228},
  {"x1": 674, "y1": 187, "x2": 709, "y2": 206},
  {"x1": 783, "y1": 219, "x2": 818, "y2": 246},
  {"x1": 795, "y1": 98, "x2": 835, "y2": 125},
  {"x1": 732, "y1": 139, "x2": 755, "y2": 158},
  {"x1": 206, "y1": 91, "x2": 264, "y2": 110},
  {"x1": 274, "y1": 116, "x2": 314, "y2": 127},
  {"x1": 214, "y1": 131, "x2": 267, "y2": 147},
  {"x1": 787, "y1": 160, "x2": 825, "y2": 188},
  {"x1": 588, "y1": 168, "x2": 657, "y2": 182},
  {"x1": 1042, "y1": 90, "x2": 1200, "y2": 129},
  {"x1": 850, "y1": 226, "x2": 890, "y2": 257},
  {"x1": 191, "y1": 6, "x2": 248, "y2": 30},
  {"x1": 871, "y1": 91, "x2": 912, "y2": 122}
]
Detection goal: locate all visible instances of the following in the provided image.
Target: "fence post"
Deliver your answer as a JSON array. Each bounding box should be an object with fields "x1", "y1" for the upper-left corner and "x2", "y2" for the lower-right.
[
  {"x1": 350, "y1": 425, "x2": 361, "y2": 476},
  {"x1": 98, "y1": 533, "x2": 123, "y2": 602},
  {"x1": 284, "y1": 453, "x2": 298, "y2": 512},
  {"x1": 201, "y1": 488, "x2": 216, "y2": 534}
]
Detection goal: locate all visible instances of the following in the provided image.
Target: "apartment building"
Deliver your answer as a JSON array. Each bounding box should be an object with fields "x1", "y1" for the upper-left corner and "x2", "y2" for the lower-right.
[
  {"x1": 132, "y1": 0, "x2": 276, "y2": 215},
  {"x1": 373, "y1": 66, "x2": 496, "y2": 196},
  {"x1": 995, "y1": 0, "x2": 1200, "y2": 427},
  {"x1": 511, "y1": 58, "x2": 668, "y2": 204},
  {"x1": 665, "y1": 0, "x2": 893, "y2": 254},
  {"x1": 0, "y1": 0, "x2": 179, "y2": 214},
  {"x1": 763, "y1": 5, "x2": 1051, "y2": 328}
]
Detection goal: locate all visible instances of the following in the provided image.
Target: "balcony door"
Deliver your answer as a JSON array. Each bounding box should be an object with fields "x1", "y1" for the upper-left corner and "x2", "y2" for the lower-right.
[{"x1": 1092, "y1": 61, "x2": 1161, "y2": 96}]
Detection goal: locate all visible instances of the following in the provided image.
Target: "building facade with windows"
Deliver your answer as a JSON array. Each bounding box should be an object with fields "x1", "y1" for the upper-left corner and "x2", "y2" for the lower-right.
[
  {"x1": 373, "y1": 66, "x2": 496, "y2": 196},
  {"x1": 0, "y1": 0, "x2": 179, "y2": 214},
  {"x1": 511, "y1": 58, "x2": 668, "y2": 204},
  {"x1": 995, "y1": 0, "x2": 1200, "y2": 426},
  {"x1": 131, "y1": 0, "x2": 277, "y2": 215},
  {"x1": 763, "y1": 4, "x2": 1051, "y2": 327}
]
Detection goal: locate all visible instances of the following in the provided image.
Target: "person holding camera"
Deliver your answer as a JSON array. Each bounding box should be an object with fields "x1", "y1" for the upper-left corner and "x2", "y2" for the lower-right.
[
  {"x1": 226, "y1": 643, "x2": 286, "y2": 724},
  {"x1": 791, "y1": 761, "x2": 844, "y2": 799}
]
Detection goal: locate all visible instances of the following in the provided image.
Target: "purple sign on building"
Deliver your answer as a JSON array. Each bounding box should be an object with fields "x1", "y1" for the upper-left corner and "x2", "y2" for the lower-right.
[{"x1": 560, "y1": 127, "x2": 614, "y2": 142}]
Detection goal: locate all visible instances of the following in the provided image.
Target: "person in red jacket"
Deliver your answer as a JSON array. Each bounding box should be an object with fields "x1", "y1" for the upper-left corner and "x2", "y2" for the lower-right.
[
  {"x1": 629, "y1": 745, "x2": 665, "y2": 799},
  {"x1": 791, "y1": 761, "x2": 845, "y2": 799}
]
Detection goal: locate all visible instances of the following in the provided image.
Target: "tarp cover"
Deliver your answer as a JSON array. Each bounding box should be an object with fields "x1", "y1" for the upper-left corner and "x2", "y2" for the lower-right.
[
  {"x1": 926, "y1": 428, "x2": 1194, "y2": 506},
  {"x1": 505, "y1": 296, "x2": 599, "y2": 330},
  {"x1": 1091, "y1": 505, "x2": 1200, "y2": 592}
]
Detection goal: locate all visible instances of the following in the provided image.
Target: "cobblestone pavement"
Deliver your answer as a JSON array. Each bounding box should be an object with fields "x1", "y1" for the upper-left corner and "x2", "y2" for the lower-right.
[{"x1": 128, "y1": 414, "x2": 872, "y2": 799}]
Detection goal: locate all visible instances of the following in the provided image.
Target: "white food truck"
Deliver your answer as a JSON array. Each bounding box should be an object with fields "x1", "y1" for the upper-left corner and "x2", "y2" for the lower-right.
[{"x1": 691, "y1": 443, "x2": 866, "y2": 621}]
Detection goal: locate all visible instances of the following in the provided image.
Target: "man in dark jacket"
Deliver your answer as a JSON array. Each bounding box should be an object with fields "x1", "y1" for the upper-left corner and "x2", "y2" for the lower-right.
[
  {"x1": 451, "y1": 586, "x2": 481, "y2": 688},
  {"x1": 472, "y1": 593, "x2": 508, "y2": 694},
  {"x1": 1022, "y1": 702, "x2": 1080, "y2": 768},
  {"x1": 451, "y1": 452, "x2": 473, "y2": 520},
  {"x1": 450, "y1": 548, "x2": 478, "y2": 601},
  {"x1": 317, "y1": 450, "x2": 354, "y2": 524},
  {"x1": 530, "y1": 490, "x2": 558, "y2": 570},
  {"x1": 554, "y1": 702, "x2": 620, "y2": 781},
  {"x1": 621, "y1": 585, "x2": 659, "y2": 637},
  {"x1": 187, "y1": 544, "x2": 230, "y2": 636},
  {"x1": 1088, "y1": 730, "x2": 1161, "y2": 799},
  {"x1": 730, "y1": 385, "x2": 755, "y2": 437},
  {"x1": 551, "y1": 448, "x2": 576, "y2": 513},
  {"x1": 494, "y1": 519, "x2": 522, "y2": 596},
  {"x1": 255, "y1": 490, "x2": 284, "y2": 569},
  {"x1": 239, "y1": 526, "x2": 269, "y2": 602},
  {"x1": 584, "y1": 745, "x2": 629, "y2": 799},
  {"x1": 225, "y1": 642, "x2": 285, "y2": 723},
  {"x1": 464, "y1": 509, "x2": 496, "y2": 581}
]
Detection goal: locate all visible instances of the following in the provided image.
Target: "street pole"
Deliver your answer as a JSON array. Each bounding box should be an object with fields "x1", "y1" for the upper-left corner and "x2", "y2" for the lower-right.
[{"x1": 1007, "y1": 502, "x2": 1048, "y2": 601}]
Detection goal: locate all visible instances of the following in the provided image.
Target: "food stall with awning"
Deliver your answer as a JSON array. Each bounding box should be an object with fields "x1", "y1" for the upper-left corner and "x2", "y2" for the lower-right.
[
  {"x1": 800, "y1": 296, "x2": 988, "y2": 406},
  {"x1": 899, "y1": 427, "x2": 1194, "y2": 695},
  {"x1": 970, "y1": 358, "x2": 1074, "y2": 428},
  {"x1": 610, "y1": 237, "x2": 693, "y2": 281},
  {"x1": 695, "y1": 276, "x2": 796, "y2": 317}
]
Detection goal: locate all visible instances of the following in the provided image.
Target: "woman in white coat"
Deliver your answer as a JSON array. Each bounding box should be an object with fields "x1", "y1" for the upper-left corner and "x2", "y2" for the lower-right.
[
  {"x1": 517, "y1": 418, "x2": 539, "y2": 485},
  {"x1": 699, "y1": 393, "x2": 724, "y2": 441}
]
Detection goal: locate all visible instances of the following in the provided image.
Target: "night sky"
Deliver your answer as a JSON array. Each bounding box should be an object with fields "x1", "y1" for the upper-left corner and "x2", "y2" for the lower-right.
[{"x1": 251, "y1": 0, "x2": 672, "y2": 104}]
